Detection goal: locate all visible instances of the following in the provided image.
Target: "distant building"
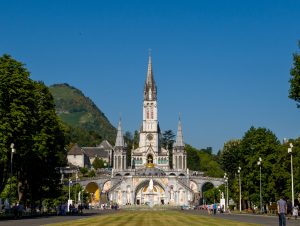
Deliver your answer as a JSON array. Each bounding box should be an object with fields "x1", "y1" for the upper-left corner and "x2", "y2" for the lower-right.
[
  {"x1": 67, "y1": 140, "x2": 113, "y2": 168},
  {"x1": 72, "y1": 55, "x2": 223, "y2": 207}
]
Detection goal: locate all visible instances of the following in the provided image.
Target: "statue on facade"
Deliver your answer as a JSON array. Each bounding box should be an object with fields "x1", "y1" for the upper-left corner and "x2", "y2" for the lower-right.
[{"x1": 149, "y1": 179, "x2": 154, "y2": 192}]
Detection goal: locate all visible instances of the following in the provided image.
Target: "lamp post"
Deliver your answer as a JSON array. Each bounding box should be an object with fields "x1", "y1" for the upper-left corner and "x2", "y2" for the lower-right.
[
  {"x1": 224, "y1": 173, "x2": 228, "y2": 211},
  {"x1": 68, "y1": 179, "x2": 72, "y2": 200},
  {"x1": 288, "y1": 143, "x2": 294, "y2": 207},
  {"x1": 75, "y1": 171, "x2": 79, "y2": 204},
  {"x1": 10, "y1": 143, "x2": 16, "y2": 201},
  {"x1": 238, "y1": 166, "x2": 242, "y2": 212},
  {"x1": 257, "y1": 157, "x2": 262, "y2": 213}
]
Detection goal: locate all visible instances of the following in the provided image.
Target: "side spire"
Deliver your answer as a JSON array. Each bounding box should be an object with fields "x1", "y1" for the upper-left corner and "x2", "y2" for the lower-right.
[
  {"x1": 175, "y1": 114, "x2": 184, "y2": 147},
  {"x1": 144, "y1": 51, "x2": 157, "y2": 101},
  {"x1": 115, "y1": 117, "x2": 124, "y2": 147}
]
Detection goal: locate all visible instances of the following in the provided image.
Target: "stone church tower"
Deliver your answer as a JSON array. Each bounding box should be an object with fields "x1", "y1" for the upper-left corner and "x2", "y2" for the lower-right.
[{"x1": 131, "y1": 55, "x2": 169, "y2": 169}]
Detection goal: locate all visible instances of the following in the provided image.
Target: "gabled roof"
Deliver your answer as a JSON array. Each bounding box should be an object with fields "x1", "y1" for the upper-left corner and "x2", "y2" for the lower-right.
[
  {"x1": 68, "y1": 144, "x2": 84, "y2": 155},
  {"x1": 98, "y1": 140, "x2": 113, "y2": 149},
  {"x1": 82, "y1": 147, "x2": 109, "y2": 158}
]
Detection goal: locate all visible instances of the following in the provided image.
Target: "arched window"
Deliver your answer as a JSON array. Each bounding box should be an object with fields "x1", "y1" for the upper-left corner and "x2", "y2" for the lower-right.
[{"x1": 147, "y1": 154, "x2": 153, "y2": 164}]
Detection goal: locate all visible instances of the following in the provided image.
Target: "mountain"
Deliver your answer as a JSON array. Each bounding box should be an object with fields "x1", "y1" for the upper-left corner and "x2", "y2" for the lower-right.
[{"x1": 49, "y1": 83, "x2": 116, "y2": 145}]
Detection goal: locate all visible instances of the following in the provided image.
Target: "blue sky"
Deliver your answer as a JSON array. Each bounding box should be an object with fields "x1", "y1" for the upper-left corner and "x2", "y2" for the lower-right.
[{"x1": 1, "y1": 0, "x2": 300, "y2": 151}]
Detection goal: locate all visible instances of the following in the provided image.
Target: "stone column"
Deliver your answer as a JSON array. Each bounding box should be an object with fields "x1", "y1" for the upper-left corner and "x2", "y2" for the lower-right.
[{"x1": 131, "y1": 191, "x2": 134, "y2": 205}]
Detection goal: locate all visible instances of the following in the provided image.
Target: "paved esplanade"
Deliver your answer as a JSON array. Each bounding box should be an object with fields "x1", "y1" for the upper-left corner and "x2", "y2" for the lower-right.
[
  {"x1": 188, "y1": 210, "x2": 299, "y2": 226},
  {"x1": 0, "y1": 210, "x2": 299, "y2": 226}
]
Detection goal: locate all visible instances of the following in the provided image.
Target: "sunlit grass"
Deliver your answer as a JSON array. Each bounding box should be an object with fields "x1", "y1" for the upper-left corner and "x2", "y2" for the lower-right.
[{"x1": 47, "y1": 210, "x2": 260, "y2": 226}]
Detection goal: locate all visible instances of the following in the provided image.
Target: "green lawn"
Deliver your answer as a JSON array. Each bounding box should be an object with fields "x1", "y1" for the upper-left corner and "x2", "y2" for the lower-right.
[{"x1": 47, "y1": 210, "x2": 260, "y2": 226}]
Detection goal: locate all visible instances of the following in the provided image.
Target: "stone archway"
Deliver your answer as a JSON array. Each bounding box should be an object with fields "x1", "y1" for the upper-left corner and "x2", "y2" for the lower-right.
[
  {"x1": 200, "y1": 182, "x2": 214, "y2": 205},
  {"x1": 135, "y1": 179, "x2": 165, "y2": 206},
  {"x1": 85, "y1": 182, "x2": 100, "y2": 206}
]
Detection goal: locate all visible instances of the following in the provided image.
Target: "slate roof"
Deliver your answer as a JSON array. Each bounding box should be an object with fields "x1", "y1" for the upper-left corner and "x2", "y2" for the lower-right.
[
  {"x1": 68, "y1": 144, "x2": 84, "y2": 155},
  {"x1": 98, "y1": 140, "x2": 113, "y2": 149},
  {"x1": 82, "y1": 147, "x2": 109, "y2": 158}
]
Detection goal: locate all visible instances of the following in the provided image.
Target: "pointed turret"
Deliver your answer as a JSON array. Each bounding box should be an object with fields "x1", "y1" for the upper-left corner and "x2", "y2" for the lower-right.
[
  {"x1": 172, "y1": 114, "x2": 186, "y2": 170},
  {"x1": 113, "y1": 117, "x2": 127, "y2": 170},
  {"x1": 144, "y1": 53, "x2": 157, "y2": 100},
  {"x1": 175, "y1": 115, "x2": 184, "y2": 147},
  {"x1": 115, "y1": 118, "x2": 124, "y2": 147}
]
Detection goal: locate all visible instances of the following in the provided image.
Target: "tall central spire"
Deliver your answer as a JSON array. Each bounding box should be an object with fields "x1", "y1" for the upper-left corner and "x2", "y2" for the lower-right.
[{"x1": 144, "y1": 52, "x2": 157, "y2": 101}]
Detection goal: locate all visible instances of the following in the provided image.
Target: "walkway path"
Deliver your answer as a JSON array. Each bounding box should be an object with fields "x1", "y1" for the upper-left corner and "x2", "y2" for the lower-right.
[{"x1": 187, "y1": 209, "x2": 299, "y2": 226}]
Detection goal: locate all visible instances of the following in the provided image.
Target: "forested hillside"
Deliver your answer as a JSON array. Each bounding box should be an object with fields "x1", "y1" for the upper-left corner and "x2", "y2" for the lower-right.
[{"x1": 49, "y1": 83, "x2": 116, "y2": 146}]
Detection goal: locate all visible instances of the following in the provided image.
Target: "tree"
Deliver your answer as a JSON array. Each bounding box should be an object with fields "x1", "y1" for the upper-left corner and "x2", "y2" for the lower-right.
[
  {"x1": 162, "y1": 130, "x2": 175, "y2": 168},
  {"x1": 124, "y1": 131, "x2": 133, "y2": 167},
  {"x1": 289, "y1": 40, "x2": 300, "y2": 107},
  {"x1": 161, "y1": 130, "x2": 175, "y2": 149},
  {"x1": 220, "y1": 140, "x2": 242, "y2": 179},
  {"x1": 22, "y1": 81, "x2": 66, "y2": 203},
  {"x1": 240, "y1": 127, "x2": 280, "y2": 208},
  {"x1": 0, "y1": 54, "x2": 35, "y2": 195},
  {"x1": 79, "y1": 167, "x2": 88, "y2": 177},
  {"x1": 185, "y1": 144, "x2": 201, "y2": 171},
  {"x1": 275, "y1": 138, "x2": 300, "y2": 202},
  {"x1": 198, "y1": 151, "x2": 223, "y2": 177},
  {"x1": 203, "y1": 187, "x2": 222, "y2": 204},
  {"x1": 0, "y1": 54, "x2": 66, "y2": 205},
  {"x1": 92, "y1": 157, "x2": 106, "y2": 170}
]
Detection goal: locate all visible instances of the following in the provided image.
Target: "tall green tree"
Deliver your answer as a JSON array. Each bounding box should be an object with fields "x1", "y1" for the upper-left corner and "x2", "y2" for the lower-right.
[
  {"x1": 21, "y1": 81, "x2": 66, "y2": 203},
  {"x1": 0, "y1": 54, "x2": 66, "y2": 204},
  {"x1": 240, "y1": 127, "x2": 280, "y2": 208},
  {"x1": 0, "y1": 54, "x2": 36, "y2": 195},
  {"x1": 161, "y1": 130, "x2": 175, "y2": 149},
  {"x1": 289, "y1": 40, "x2": 300, "y2": 107},
  {"x1": 276, "y1": 138, "x2": 300, "y2": 203},
  {"x1": 161, "y1": 130, "x2": 175, "y2": 168},
  {"x1": 220, "y1": 139, "x2": 242, "y2": 179}
]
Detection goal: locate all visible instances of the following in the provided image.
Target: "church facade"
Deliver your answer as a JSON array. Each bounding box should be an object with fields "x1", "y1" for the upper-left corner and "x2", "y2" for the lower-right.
[
  {"x1": 113, "y1": 55, "x2": 186, "y2": 172},
  {"x1": 77, "y1": 55, "x2": 224, "y2": 207}
]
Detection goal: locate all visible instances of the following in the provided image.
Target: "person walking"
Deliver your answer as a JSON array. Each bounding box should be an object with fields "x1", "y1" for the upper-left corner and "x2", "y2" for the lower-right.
[
  {"x1": 293, "y1": 205, "x2": 298, "y2": 220},
  {"x1": 213, "y1": 203, "x2": 217, "y2": 215},
  {"x1": 277, "y1": 196, "x2": 287, "y2": 226}
]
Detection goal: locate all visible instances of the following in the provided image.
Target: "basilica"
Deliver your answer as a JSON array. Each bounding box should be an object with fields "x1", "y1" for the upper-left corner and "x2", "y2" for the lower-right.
[{"x1": 75, "y1": 55, "x2": 223, "y2": 207}]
